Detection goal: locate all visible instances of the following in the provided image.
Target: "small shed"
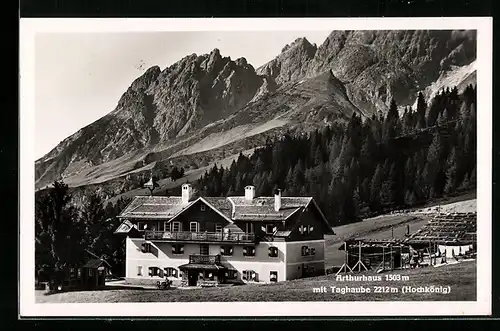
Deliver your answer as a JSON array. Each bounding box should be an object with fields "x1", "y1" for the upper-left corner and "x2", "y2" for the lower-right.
[{"x1": 81, "y1": 259, "x2": 110, "y2": 289}]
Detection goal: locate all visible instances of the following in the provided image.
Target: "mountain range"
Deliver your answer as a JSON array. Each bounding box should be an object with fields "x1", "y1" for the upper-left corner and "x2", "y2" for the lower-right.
[{"x1": 35, "y1": 30, "x2": 477, "y2": 194}]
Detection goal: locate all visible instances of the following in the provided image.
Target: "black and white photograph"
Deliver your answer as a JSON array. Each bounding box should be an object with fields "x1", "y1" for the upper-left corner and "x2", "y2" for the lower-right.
[{"x1": 19, "y1": 17, "x2": 492, "y2": 316}]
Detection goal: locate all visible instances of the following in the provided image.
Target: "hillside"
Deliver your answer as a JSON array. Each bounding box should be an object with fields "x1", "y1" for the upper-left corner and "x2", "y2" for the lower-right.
[{"x1": 35, "y1": 30, "x2": 476, "y2": 193}]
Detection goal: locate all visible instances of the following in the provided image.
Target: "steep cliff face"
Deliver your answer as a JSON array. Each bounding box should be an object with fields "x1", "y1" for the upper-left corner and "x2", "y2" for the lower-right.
[
  {"x1": 35, "y1": 30, "x2": 476, "y2": 190},
  {"x1": 257, "y1": 30, "x2": 476, "y2": 113},
  {"x1": 35, "y1": 49, "x2": 264, "y2": 187}
]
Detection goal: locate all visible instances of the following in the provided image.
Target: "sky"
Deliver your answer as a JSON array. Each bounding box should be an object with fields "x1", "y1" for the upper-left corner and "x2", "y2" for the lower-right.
[{"x1": 34, "y1": 31, "x2": 331, "y2": 159}]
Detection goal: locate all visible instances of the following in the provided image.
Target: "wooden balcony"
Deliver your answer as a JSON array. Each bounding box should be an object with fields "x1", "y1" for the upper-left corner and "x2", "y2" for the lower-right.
[
  {"x1": 189, "y1": 254, "x2": 221, "y2": 264},
  {"x1": 144, "y1": 230, "x2": 256, "y2": 244}
]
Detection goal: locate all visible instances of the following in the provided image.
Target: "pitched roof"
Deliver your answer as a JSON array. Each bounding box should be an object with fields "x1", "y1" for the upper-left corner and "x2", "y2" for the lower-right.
[
  {"x1": 118, "y1": 196, "x2": 185, "y2": 219},
  {"x1": 202, "y1": 197, "x2": 233, "y2": 219},
  {"x1": 228, "y1": 196, "x2": 312, "y2": 221},
  {"x1": 83, "y1": 259, "x2": 107, "y2": 268},
  {"x1": 117, "y1": 194, "x2": 333, "y2": 235}
]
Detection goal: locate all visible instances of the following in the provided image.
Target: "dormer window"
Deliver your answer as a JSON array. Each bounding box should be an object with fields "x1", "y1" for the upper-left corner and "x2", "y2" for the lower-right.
[{"x1": 268, "y1": 246, "x2": 278, "y2": 258}]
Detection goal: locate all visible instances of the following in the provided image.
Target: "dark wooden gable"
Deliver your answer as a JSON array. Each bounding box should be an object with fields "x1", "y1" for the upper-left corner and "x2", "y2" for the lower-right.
[
  {"x1": 286, "y1": 201, "x2": 334, "y2": 241},
  {"x1": 166, "y1": 198, "x2": 232, "y2": 232}
]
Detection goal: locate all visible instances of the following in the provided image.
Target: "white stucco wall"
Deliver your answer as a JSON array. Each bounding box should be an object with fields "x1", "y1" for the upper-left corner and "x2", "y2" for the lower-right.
[{"x1": 125, "y1": 238, "x2": 287, "y2": 283}]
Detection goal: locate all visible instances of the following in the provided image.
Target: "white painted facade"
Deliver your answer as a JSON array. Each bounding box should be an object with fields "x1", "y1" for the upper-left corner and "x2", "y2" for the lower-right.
[{"x1": 124, "y1": 237, "x2": 325, "y2": 284}]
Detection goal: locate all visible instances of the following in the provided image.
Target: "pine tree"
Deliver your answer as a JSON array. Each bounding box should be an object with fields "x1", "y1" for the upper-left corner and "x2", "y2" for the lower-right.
[
  {"x1": 444, "y1": 148, "x2": 458, "y2": 194},
  {"x1": 416, "y1": 92, "x2": 427, "y2": 129},
  {"x1": 369, "y1": 164, "x2": 384, "y2": 211}
]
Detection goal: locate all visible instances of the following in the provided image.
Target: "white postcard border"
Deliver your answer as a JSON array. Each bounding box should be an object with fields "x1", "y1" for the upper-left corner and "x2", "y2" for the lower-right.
[{"x1": 19, "y1": 17, "x2": 493, "y2": 317}]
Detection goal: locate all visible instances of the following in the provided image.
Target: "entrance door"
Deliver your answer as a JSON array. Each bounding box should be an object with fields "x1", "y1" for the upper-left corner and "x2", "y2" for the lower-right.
[{"x1": 188, "y1": 271, "x2": 198, "y2": 286}]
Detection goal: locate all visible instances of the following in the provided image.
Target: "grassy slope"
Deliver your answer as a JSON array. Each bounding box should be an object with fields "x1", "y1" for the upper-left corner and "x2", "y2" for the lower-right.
[{"x1": 36, "y1": 260, "x2": 476, "y2": 302}]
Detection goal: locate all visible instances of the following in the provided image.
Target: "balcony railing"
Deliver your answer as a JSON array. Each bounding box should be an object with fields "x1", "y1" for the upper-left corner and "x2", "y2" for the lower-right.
[
  {"x1": 189, "y1": 254, "x2": 221, "y2": 264},
  {"x1": 144, "y1": 230, "x2": 255, "y2": 243}
]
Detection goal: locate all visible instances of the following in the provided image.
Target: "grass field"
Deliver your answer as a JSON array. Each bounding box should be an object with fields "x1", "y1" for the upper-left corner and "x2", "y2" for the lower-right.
[{"x1": 36, "y1": 260, "x2": 476, "y2": 303}]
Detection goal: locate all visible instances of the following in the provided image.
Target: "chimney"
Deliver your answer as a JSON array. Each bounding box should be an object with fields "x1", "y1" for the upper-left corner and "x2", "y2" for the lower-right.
[
  {"x1": 182, "y1": 183, "x2": 193, "y2": 204},
  {"x1": 274, "y1": 188, "x2": 281, "y2": 212},
  {"x1": 244, "y1": 185, "x2": 255, "y2": 201}
]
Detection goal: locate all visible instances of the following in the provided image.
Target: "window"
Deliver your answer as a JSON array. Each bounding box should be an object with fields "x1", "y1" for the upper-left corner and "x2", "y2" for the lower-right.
[
  {"x1": 141, "y1": 242, "x2": 152, "y2": 253},
  {"x1": 137, "y1": 266, "x2": 143, "y2": 276},
  {"x1": 308, "y1": 225, "x2": 314, "y2": 233},
  {"x1": 265, "y1": 224, "x2": 276, "y2": 234},
  {"x1": 200, "y1": 204, "x2": 206, "y2": 211},
  {"x1": 137, "y1": 222, "x2": 148, "y2": 231},
  {"x1": 215, "y1": 223, "x2": 223, "y2": 233},
  {"x1": 245, "y1": 222, "x2": 254, "y2": 233},
  {"x1": 70, "y1": 268, "x2": 75, "y2": 278},
  {"x1": 190, "y1": 221, "x2": 199, "y2": 232},
  {"x1": 221, "y1": 245, "x2": 233, "y2": 256},
  {"x1": 88, "y1": 269, "x2": 93, "y2": 277},
  {"x1": 224, "y1": 270, "x2": 237, "y2": 279},
  {"x1": 172, "y1": 244, "x2": 184, "y2": 255},
  {"x1": 242, "y1": 270, "x2": 257, "y2": 281},
  {"x1": 77, "y1": 268, "x2": 82, "y2": 278},
  {"x1": 200, "y1": 244, "x2": 209, "y2": 255},
  {"x1": 268, "y1": 246, "x2": 278, "y2": 258},
  {"x1": 243, "y1": 246, "x2": 256, "y2": 257},
  {"x1": 301, "y1": 246, "x2": 315, "y2": 256},
  {"x1": 171, "y1": 221, "x2": 181, "y2": 232},
  {"x1": 164, "y1": 221, "x2": 169, "y2": 232},
  {"x1": 148, "y1": 267, "x2": 160, "y2": 277},
  {"x1": 270, "y1": 271, "x2": 278, "y2": 282},
  {"x1": 164, "y1": 267, "x2": 178, "y2": 278}
]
